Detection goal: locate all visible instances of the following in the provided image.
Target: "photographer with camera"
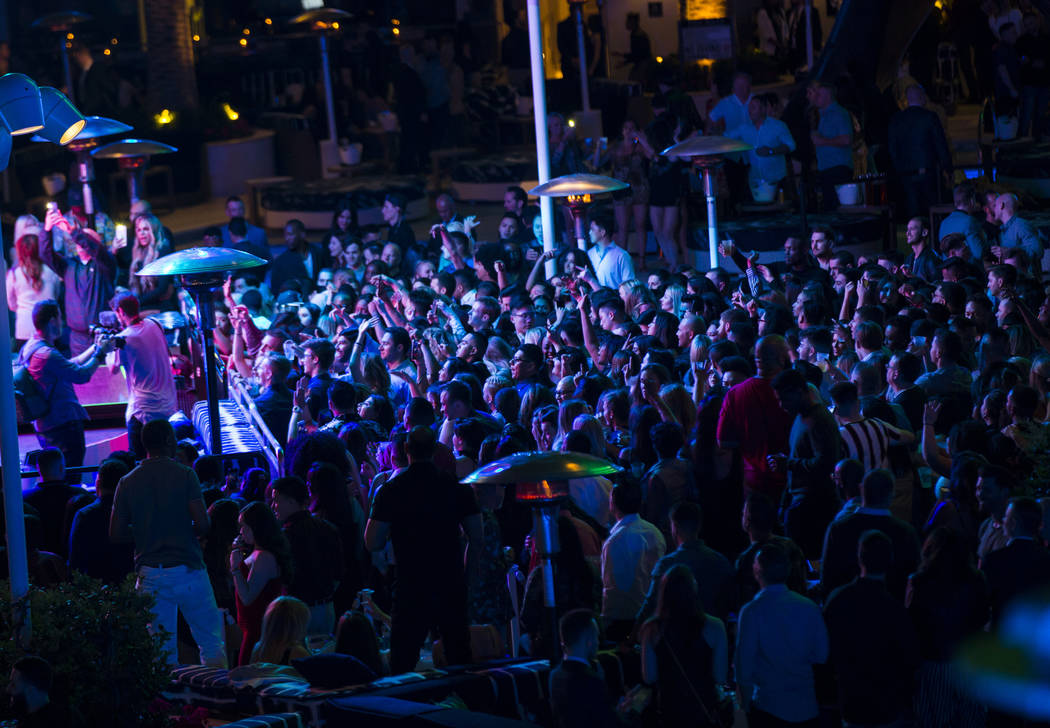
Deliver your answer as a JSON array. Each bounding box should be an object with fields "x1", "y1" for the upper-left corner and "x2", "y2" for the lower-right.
[
  {"x1": 18, "y1": 300, "x2": 117, "y2": 467},
  {"x1": 110, "y1": 292, "x2": 178, "y2": 458}
]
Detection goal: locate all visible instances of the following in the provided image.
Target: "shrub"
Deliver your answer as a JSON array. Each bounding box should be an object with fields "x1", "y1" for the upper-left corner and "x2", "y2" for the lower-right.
[{"x1": 0, "y1": 573, "x2": 171, "y2": 726}]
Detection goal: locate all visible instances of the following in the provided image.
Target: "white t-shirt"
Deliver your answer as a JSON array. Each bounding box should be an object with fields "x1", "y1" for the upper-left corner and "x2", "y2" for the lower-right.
[
  {"x1": 587, "y1": 243, "x2": 636, "y2": 290},
  {"x1": 118, "y1": 317, "x2": 178, "y2": 423},
  {"x1": 6, "y1": 265, "x2": 61, "y2": 340}
]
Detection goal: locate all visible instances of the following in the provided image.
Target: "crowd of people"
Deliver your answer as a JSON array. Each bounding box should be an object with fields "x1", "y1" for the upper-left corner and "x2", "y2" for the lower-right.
[
  {"x1": 9, "y1": 150, "x2": 1050, "y2": 726},
  {"x1": 5, "y1": 38, "x2": 1050, "y2": 728}
]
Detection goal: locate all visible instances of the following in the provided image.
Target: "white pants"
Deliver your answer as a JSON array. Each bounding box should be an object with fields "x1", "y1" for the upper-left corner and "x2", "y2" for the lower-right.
[{"x1": 137, "y1": 565, "x2": 227, "y2": 668}]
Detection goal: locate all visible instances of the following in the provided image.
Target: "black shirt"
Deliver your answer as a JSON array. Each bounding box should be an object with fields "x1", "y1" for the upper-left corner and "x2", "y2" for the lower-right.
[
  {"x1": 824, "y1": 577, "x2": 920, "y2": 724},
  {"x1": 387, "y1": 220, "x2": 416, "y2": 252},
  {"x1": 24, "y1": 481, "x2": 88, "y2": 557},
  {"x1": 888, "y1": 106, "x2": 951, "y2": 176},
  {"x1": 370, "y1": 461, "x2": 480, "y2": 591},
  {"x1": 68, "y1": 495, "x2": 134, "y2": 584},
  {"x1": 282, "y1": 510, "x2": 343, "y2": 605}
]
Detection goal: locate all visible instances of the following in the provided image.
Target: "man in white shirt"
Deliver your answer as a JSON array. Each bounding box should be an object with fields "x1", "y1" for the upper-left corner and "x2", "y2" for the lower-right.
[
  {"x1": 728, "y1": 94, "x2": 796, "y2": 191},
  {"x1": 600, "y1": 480, "x2": 665, "y2": 641},
  {"x1": 112, "y1": 292, "x2": 178, "y2": 458},
  {"x1": 583, "y1": 210, "x2": 635, "y2": 290},
  {"x1": 709, "y1": 72, "x2": 753, "y2": 136}
]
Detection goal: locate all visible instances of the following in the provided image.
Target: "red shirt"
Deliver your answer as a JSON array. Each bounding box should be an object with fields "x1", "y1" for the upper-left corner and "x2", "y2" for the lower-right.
[{"x1": 716, "y1": 376, "x2": 791, "y2": 498}]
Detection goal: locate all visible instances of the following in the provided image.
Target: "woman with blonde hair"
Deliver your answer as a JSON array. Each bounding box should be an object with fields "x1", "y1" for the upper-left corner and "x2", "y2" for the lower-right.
[
  {"x1": 661, "y1": 384, "x2": 697, "y2": 433},
  {"x1": 519, "y1": 382, "x2": 555, "y2": 428},
  {"x1": 250, "y1": 595, "x2": 311, "y2": 664},
  {"x1": 129, "y1": 213, "x2": 175, "y2": 309},
  {"x1": 571, "y1": 414, "x2": 607, "y2": 457},
  {"x1": 6, "y1": 234, "x2": 60, "y2": 345},
  {"x1": 620, "y1": 280, "x2": 653, "y2": 319},
  {"x1": 553, "y1": 399, "x2": 590, "y2": 451},
  {"x1": 485, "y1": 336, "x2": 514, "y2": 375},
  {"x1": 660, "y1": 283, "x2": 687, "y2": 319}
]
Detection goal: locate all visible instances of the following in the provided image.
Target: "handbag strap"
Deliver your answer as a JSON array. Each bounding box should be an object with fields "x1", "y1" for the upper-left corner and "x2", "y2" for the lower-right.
[{"x1": 662, "y1": 625, "x2": 717, "y2": 725}]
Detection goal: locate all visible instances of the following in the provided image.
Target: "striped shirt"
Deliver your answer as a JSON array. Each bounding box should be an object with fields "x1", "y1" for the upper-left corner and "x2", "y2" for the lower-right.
[{"x1": 838, "y1": 418, "x2": 891, "y2": 473}]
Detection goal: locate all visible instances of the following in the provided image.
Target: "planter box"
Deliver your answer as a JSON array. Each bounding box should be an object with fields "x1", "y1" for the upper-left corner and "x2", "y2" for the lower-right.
[{"x1": 206, "y1": 128, "x2": 276, "y2": 197}]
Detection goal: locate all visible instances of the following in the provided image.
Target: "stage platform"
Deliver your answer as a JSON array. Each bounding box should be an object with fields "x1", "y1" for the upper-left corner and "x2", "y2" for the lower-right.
[{"x1": 17, "y1": 427, "x2": 128, "y2": 490}]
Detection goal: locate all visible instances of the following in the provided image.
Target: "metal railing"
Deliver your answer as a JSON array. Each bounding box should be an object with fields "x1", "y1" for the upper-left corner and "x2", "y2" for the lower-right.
[
  {"x1": 228, "y1": 374, "x2": 284, "y2": 479},
  {"x1": 20, "y1": 465, "x2": 100, "y2": 479}
]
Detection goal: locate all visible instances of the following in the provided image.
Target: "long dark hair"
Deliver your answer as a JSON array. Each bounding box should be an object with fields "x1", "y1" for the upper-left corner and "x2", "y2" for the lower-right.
[
  {"x1": 654, "y1": 563, "x2": 706, "y2": 623},
  {"x1": 240, "y1": 501, "x2": 294, "y2": 582},
  {"x1": 328, "y1": 199, "x2": 357, "y2": 237},
  {"x1": 15, "y1": 234, "x2": 43, "y2": 290},
  {"x1": 335, "y1": 611, "x2": 383, "y2": 677},
  {"x1": 916, "y1": 527, "x2": 977, "y2": 582},
  {"x1": 628, "y1": 405, "x2": 661, "y2": 467},
  {"x1": 306, "y1": 461, "x2": 355, "y2": 530}
]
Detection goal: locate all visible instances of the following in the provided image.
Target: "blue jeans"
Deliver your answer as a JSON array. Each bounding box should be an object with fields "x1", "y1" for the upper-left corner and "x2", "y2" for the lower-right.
[{"x1": 137, "y1": 565, "x2": 227, "y2": 667}]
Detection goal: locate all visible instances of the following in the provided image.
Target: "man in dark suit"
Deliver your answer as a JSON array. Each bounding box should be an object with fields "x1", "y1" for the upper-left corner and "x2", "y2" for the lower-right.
[
  {"x1": 549, "y1": 609, "x2": 620, "y2": 728},
  {"x1": 820, "y1": 468, "x2": 921, "y2": 601},
  {"x1": 824, "y1": 530, "x2": 920, "y2": 727},
  {"x1": 887, "y1": 85, "x2": 951, "y2": 220},
  {"x1": 981, "y1": 496, "x2": 1050, "y2": 625},
  {"x1": 269, "y1": 219, "x2": 325, "y2": 295}
]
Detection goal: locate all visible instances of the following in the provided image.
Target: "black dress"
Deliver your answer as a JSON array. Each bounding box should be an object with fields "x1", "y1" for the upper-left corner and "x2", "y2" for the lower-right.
[
  {"x1": 646, "y1": 618, "x2": 720, "y2": 728},
  {"x1": 648, "y1": 157, "x2": 685, "y2": 207}
]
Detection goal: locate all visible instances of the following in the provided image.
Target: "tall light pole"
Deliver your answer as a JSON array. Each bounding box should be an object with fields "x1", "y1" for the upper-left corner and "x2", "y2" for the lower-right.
[
  {"x1": 526, "y1": 0, "x2": 556, "y2": 279},
  {"x1": 0, "y1": 74, "x2": 85, "y2": 635}
]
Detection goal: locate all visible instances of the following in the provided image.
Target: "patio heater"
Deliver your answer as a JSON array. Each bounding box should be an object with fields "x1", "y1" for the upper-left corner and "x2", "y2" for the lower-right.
[
  {"x1": 91, "y1": 138, "x2": 177, "y2": 205},
  {"x1": 31, "y1": 11, "x2": 93, "y2": 105},
  {"x1": 33, "y1": 116, "x2": 132, "y2": 217},
  {"x1": 530, "y1": 173, "x2": 628, "y2": 251},
  {"x1": 462, "y1": 451, "x2": 622, "y2": 661},
  {"x1": 290, "y1": 7, "x2": 353, "y2": 178},
  {"x1": 661, "y1": 135, "x2": 752, "y2": 270},
  {"x1": 136, "y1": 248, "x2": 267, "y2": 454}
]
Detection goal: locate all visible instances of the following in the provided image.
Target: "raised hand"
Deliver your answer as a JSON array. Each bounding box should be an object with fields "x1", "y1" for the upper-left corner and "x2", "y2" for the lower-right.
[
  {"x1": 923, "y1": 400, "x2": 942, "y2": 427},
  {"x1": 294, "y1": 377, "x2": 310, "y2": 408}
]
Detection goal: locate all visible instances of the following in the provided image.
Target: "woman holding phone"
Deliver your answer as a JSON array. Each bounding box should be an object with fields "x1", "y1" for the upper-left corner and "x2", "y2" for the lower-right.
[{"x1": 229, "y1": 501, "x2": 293, "y2": 666}]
